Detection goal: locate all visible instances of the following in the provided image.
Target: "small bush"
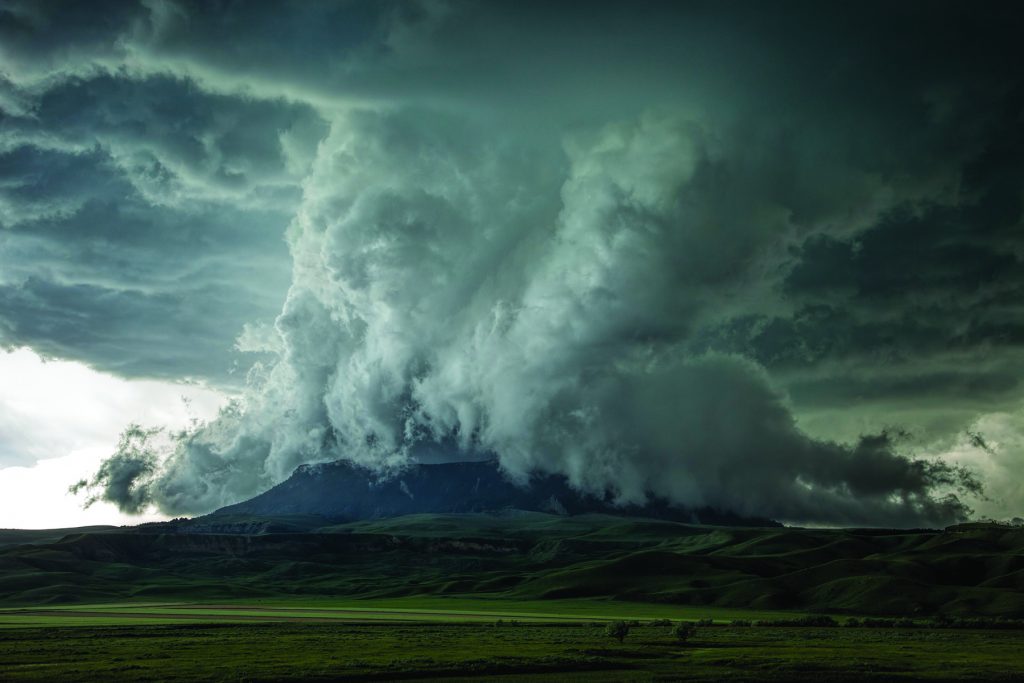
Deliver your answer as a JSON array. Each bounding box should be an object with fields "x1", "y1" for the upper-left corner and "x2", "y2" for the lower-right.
[
  {"x1": 845, "y1": 618, "x2": 861, "y2": 628},
  {"x1": 695, "y1": 618, "x2": 714, "y2": 627},
  {"x1": 605, "y1": 620, "x2": 630, "y2": 643},
  {"x1": 729, "y1": 619, "x2": 752, "y2": 627},
  {"x1": 648, "y1": 619, "x2": 673, "y2": 627},
  {"x1": 672, "y1": 621, "x2": 696, "y2": 643}
]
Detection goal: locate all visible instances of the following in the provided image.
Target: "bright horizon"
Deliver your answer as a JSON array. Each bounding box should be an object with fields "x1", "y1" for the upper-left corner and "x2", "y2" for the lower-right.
[{"x1": 0, "y1": 347, "x2": 224, "y2": 528}]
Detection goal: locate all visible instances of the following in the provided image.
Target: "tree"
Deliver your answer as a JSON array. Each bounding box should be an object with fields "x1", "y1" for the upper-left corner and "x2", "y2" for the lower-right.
[
  {"x1": 672, "y1": 621, "x2": 696, "y2": 644},
  {"x1": 605, "y1": 620, "x2": 630, "y2": 643}
]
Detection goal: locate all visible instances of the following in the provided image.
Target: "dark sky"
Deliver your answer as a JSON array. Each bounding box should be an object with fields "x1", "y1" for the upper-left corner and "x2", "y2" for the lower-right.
[{"x1": 2, "y1": 0, "x2": 1023, "y2": 526}]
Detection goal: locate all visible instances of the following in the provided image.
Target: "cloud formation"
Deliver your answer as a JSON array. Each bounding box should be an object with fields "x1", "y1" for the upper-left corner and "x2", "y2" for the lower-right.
[{"x1": 4, "y1": 1, "x2": 1023, "y2": 525}]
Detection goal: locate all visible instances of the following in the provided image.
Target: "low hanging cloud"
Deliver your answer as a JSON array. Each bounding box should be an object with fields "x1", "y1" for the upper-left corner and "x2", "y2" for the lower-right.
[{"x1": 4, "y1": 1, "x2": 1023, "y2": 525}]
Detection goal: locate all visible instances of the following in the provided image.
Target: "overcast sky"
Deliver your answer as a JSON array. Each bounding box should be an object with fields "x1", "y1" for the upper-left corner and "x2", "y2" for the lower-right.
[{"x1": 1, "y1": 0, "x2": 1023, "y2": 528}]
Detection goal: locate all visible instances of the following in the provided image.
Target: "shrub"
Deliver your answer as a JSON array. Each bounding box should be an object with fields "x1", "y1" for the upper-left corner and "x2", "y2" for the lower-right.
[
  {"x1": 695, "y1": 618, "x2": 714, "y2": 627},
  {"x1": 605, "y1": 620, "x2": 630, "y2": 643},
  {"x1": 729, "y1": 619, "x2": 752, "y2": 627},
  {"x1": 649, "y1": 618, "x2": 673, "y2": 627},
  {"x1": 672, "y1": 621, "x2": 696, "y2": 643}
]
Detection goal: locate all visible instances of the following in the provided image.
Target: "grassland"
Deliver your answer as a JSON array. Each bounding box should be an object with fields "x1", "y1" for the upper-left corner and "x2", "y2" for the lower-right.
[
  {"x1": 0, "y1": 598, "x2": 804, "y2": 628},
  {"x1": 3, "y1": 619, "x2": 1024, "y2": 681}
]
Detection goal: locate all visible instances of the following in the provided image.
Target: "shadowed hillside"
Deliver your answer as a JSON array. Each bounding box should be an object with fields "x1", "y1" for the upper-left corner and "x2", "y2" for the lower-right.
[{"x1": 2, "y1": 513, "x2": 1023, "y2": 617}]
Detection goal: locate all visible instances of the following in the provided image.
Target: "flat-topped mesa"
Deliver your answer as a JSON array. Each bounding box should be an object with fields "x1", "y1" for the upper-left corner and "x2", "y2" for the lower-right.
[{"x1": 208, "y1": 459, "x2": 780, "y2": 527}]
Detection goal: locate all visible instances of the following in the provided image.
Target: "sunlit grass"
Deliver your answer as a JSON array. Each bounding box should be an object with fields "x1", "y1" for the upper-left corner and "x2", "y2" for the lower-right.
[{"x1": 0, "y1": 598, "x2": 806, "y2": 628}]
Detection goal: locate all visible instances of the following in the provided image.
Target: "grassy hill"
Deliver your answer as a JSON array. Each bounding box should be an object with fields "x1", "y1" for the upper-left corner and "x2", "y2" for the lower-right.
[{"x1": 2, "y1": 513, "x2": 1023, "y2": 617}]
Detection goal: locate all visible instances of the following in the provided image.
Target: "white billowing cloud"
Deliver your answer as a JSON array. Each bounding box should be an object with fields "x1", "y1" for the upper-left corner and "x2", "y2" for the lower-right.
[{"x1": 77, "y1": 109, "x2": 978, "y2": 527}]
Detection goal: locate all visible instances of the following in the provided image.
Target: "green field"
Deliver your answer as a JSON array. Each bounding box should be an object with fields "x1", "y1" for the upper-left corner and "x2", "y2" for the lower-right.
[
  {"x1": 0, "y1": 598, "x2": 805, "y2": 628},
  {"x1": 2, "y1": 618, "x2": 1024, "y2": 681}
]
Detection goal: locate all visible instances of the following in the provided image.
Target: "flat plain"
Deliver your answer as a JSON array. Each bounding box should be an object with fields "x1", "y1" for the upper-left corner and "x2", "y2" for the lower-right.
[{"x1": 3, "y1": 615, "x2": 1024, "y2": 681}]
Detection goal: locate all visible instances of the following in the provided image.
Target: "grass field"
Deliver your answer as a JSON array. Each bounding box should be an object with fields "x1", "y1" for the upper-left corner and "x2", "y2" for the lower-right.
[
  {"x1": 0, "y1": 597, "x2": 805, "y2": 628},
  {"x1": 2, "y1": 600, "x2": 1024, "y2": 681},
  {"x1": 3, "y1": 618, "x2": 1024, "y2": 681}
]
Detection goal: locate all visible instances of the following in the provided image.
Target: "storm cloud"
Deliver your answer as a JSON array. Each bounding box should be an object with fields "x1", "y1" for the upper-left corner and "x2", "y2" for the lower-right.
[{"x1": 5, "y1": 0, "x2": 1024, "y2": 525}]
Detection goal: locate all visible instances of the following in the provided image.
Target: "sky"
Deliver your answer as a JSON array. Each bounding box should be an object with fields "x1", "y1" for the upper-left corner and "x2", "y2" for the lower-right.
[{"x1": 1, "y1": 0, "x2": 1023, "y2": 528}]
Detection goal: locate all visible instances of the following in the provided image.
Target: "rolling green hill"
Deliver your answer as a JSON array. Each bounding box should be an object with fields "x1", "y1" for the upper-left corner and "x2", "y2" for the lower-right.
[{"x1": 2, "y1": 513, "x2": 1023, "y2": 617}]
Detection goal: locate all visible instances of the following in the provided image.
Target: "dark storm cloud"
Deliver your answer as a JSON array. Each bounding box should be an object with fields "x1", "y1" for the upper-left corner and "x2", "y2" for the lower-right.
[
  {"x1": 10, "y1": 73, "x2": 327, "y2": 202},
  {"x1": 0, "y1": 141, "x2": 296, "y2": 379},
  {"x1": 0, "y1": 62, "x2": 327, "y2": 380},
  {"x1": 0, "y1": 0, "x2": 143, "y2": 76},
  {"x1": 70, "y1": 425, "x2": 160, "y2": 515},
  {"x1": 698, "y1": 79, "x2": 1024, "y2": 441},
  {"x1": 3, "y1": 0, "x2": 1022, "y2": 523}
]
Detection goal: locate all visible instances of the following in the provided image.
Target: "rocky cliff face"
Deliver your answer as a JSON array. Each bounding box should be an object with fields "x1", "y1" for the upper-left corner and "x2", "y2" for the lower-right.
[{"x1": 208, "y1": 459, "x2": 780, "y2": 527}]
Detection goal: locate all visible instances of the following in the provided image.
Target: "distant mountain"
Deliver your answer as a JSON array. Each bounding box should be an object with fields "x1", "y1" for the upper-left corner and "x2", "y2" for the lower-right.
[{"x1": 209, "y1": 459, "x2": 780, "y2": 527}]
